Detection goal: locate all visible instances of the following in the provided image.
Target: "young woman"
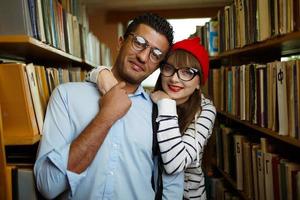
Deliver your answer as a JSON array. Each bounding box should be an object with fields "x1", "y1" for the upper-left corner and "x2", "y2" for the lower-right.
[{"x1": 87, "y1": 37, "x2": 216, "y2": 200}]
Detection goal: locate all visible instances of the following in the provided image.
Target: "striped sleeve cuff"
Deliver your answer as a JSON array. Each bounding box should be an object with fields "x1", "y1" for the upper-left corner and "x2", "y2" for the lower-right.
[{"x1": 157, "y1": 98, "x2": 177, "y2": 117}]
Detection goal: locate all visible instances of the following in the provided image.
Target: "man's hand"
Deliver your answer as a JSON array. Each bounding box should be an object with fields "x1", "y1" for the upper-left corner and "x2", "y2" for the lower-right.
[
  {"x1": 97, "y1": 69, "x2": 118, "y2": 95},
  {"x1": 150, "y1": 90, "x2": 170, "y2": 103},
  {"x1": 99, "y1": 82, "x2": 132, "y2": 123}
]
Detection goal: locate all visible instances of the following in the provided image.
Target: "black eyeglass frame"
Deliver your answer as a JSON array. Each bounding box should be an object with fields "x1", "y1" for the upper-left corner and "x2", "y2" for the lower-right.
[
  {"x1": 128, "y1": 33, "x2": 165, "y2": 63},
  {"x1": 160, "y1": 62, "x2": 200, "y2": 82}
]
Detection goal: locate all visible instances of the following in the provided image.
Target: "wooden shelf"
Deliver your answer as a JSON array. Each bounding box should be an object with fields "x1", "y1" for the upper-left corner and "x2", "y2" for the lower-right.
[
  {"x1": 210, "y1": 31, "x2": 300, "y2": 61},
  {"x1": 0, "y1": 35, "x2": 95, "y2": 68},
  {"x1": 217, "y1": 111, "x2": 300, "y2": 148},
  {"x1": 216, "y1": 167, "x2": 251, "y2": 200},
  {"x1": 4, "y1": 135, "x2": 40, "y2": 146}
]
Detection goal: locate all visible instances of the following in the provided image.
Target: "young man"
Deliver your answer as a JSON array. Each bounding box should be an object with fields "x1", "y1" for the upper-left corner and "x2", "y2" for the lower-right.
[{"x1": 34, "y1": 13, "x2": 184, "y2": 199}]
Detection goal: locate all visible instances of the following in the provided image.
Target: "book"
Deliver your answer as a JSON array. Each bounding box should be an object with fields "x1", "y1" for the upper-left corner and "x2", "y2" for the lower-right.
[
  {"x1": 297, "y1": 171, "x2": 300, "y2": 200},
  {"x1": 279, "y1": 159, "x2": 288, "y2": 200},
  {"x1": 35, "y1": 0, "x2": 46, "y2": 42},
  {"x1": 0, "y1": 0, "x2": 33, "y2": 36},
  {"x1": 252, "y1": 144, "x2": 260, "y2": 200},
  {"x1": 227, "y1": 69, "x2": 233, "y2": 114},
  {"x1": 286, "y1": 60, "x2": 296, "y2": 138},
  {"x1": 271, "y1": 62, "x2": 279, "y2": 132},
  {"x1": 12, "y1": 167, "x2": 38, "y2": 200},
  {"x1": 257, "y1": 150, "x2": 266, "y2": 200},
  {"x1": 234, "y1": 134, "x2": 245, "y2": 190},
  {"x1": 243, "y1": 141, "x2": 253, "y2": 199},
  {"x1": 25, "y1": 63, "x2": 44, "y2": 134},
  {"x1": 285, "y1": 162, "x2": 300, "y2": 200},
  {"x1": 221, "y1": 127, "x2": 235, "y2": 176},
  {"x1": 295, "y1": 0, "x2": 300, "y2": 30},
  {"x1": 295, "y1": 60, "x2": 300, "y2": 139},
  {"x1": 267, "y1": 62, "x2": 274, "y2": 130},
  {"x1": 214, "y1": 124, "x2": 223, "y2": 169},
  {"x1": 208, "y1": 20, "x2": 219, "y2": 56},
  {"x1": 211, "y1": 69, "x2": 221, "y2": 110},
  {"x1": 249, "y1": 63, "x2": 257, "y2": 124},
  {"x1": 234, "y1": 0, "x2": 246, "y2": 47},
  {"x1": 231, "y1": 66, "x2": 237, "y2": 116},
  {"x1": 34, "y1": 65, "x2": 49, "y2": 114},
  {"x1": 257, "y1": 0, "x2": 271, "y2": 41},
  {"x1": 264, "y1": 152, "x2": 278, "y2": 200},
  {"x1": 272, "y1": 155, "x2": 281, "y2": 200},
  {"x1": 276, "y1": 61, "x2": 289, "y2": 136},
  {"x1": 245, "y1": 64, "x2": 250, "y2": 121},
  {"x1": 257, "y1": 64, "x2": 267, "y2": 128},
  {"x1": 220, "y1": 66, "x2": 225, "y2": 111},
  {"x1": 240, "y1": 65, "x2": 246, "y2": 120},
  {"x1": 27, "y1": 0, "x2": 39, "y2": 39},
  {"x1": 0, "y1": 63, "x2": 39, "y2": 143}
]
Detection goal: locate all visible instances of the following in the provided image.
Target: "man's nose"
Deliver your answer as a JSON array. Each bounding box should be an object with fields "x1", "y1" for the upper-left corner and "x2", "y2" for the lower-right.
[{"x1": 137, "y1": 47, "x2": 151, "y2": 63}]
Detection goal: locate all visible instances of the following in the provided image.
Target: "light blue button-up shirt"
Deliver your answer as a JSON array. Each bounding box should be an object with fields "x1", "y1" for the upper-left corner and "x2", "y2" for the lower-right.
[{"x1": 34, "y1": 82, "x2": 184, "y2": 199}]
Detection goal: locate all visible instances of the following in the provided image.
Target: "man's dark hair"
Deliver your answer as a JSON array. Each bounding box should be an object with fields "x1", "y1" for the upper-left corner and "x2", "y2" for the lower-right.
[{"x1": 124, "y1": 13, "x2": 174, "y2": 47}]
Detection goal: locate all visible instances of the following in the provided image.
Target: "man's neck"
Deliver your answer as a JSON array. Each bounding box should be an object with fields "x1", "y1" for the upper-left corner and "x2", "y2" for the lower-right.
[
  {"x1": 111, "y1": 68, "x2": 140, "y2": 94},
  {"x1": 122, "y1": 82, "x2": 140, "y2": 94}
]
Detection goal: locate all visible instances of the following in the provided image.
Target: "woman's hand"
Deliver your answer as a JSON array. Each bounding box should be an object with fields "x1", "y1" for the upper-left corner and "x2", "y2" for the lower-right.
[
  {"x1": 150, "y1": 90, "x2": 170, "y2": 103},
  {"x1": 97, "y1": 69, "x2": 118, "y2": 95}
]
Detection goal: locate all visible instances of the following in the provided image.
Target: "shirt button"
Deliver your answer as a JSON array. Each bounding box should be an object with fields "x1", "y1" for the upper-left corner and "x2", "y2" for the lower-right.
[
  {"x1": 110, "y1": 171, "x2": 114, "y2": 175},
  {"x1": 113, "y1": 143, "x2": 118, "y2": 148}
]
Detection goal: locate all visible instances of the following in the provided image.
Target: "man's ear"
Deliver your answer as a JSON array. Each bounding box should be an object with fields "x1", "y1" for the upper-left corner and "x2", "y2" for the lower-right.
[{"x1": 117, "y1": 36, "x2": 125, "y2": 51}]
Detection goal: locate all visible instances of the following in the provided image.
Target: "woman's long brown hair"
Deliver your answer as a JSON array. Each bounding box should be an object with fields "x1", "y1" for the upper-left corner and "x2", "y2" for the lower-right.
[{"x1": 154, "y1": 50, "x2": 203, "y2": 133}]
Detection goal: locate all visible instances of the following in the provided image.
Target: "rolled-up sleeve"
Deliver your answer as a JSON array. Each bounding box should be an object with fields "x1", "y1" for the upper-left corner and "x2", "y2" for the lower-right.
[
  {"x1": 162, "y1": 170, "x2": 184, "y2": 200},
  {"x1": 34, "y1": 86, "x2": 87, "y2": 199}
]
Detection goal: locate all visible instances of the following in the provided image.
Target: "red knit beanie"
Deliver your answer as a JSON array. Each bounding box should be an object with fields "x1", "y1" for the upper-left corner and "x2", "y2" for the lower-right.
[{"x1": 171, "y1": 37, "x2": 209, "y2": 85}]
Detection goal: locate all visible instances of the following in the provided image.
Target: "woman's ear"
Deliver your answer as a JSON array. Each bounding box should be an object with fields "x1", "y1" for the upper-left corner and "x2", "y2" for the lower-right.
[{"x1": 117, "y1": 36, "x2": 125, "y2": 51}]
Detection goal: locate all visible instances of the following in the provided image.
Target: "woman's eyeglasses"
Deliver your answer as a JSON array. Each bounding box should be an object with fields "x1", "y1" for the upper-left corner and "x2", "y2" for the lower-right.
[
  {"x1": 129, "y1": 33, "x2": 164, "y2": 63},
  {"x1": 160, "y1": 63, "x2": 200, "y2": 81}
]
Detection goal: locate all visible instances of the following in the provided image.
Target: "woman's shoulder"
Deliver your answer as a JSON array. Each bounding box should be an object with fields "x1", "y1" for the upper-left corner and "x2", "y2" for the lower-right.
[{"x1": 200, "y1": 95, "x2": 215, "y2": 109}]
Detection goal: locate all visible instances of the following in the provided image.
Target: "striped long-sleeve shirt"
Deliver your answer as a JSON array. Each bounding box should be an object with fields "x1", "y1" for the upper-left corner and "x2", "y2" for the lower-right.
[{"x1": 156, "y1": 96, "x2": 216, "y2": 200}]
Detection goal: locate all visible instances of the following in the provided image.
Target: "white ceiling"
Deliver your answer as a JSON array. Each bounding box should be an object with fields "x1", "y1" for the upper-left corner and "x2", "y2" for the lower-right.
[{"x1": 81, "y1": 0, "x2": 232, "y2": 11}]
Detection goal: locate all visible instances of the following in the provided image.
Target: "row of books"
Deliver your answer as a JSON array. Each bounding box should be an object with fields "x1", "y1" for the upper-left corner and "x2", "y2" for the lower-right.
[
  {"x1": 195, "y1": 0, "x2": 300, "y2": 55},
  {"x1": 215, "y1": 124, "x2": 300, "y2": 200},
  {"x1": 209, "y1": 59, "x2": 300, "y2": 139},
  {"x1": 0, "y1": 62, "x2": 87, "y2": 144},
  {"x1": 191, "y1": 20, "x2": 219, "y2": 57},
  {"x1": 5, "y1": 165, "x2": 39, "y2": 200},
  {"x1": 222, "y1": 0, "x2": 299, "y2": 51},
  {"x1": 0, "y1": 0, "x2": 105, "y2": 66}
]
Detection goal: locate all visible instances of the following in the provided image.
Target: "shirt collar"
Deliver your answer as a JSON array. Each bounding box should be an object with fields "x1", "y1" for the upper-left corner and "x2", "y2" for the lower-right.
[{"x1": 128, "y1": 85, "x2": 151, "y2": 101}]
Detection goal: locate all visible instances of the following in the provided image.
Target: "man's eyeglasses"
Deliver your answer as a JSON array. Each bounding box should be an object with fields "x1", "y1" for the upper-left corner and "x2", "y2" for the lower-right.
[
  {"x1": 129, "y1": 33, "x2": 164, "y2": 63},
  {"x1": 160, "y1": 63, "x2": 200, "y2": 81}
]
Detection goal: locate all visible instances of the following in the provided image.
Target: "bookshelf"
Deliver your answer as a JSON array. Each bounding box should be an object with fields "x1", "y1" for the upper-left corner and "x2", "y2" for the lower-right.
[
  {"x1": 0, "y1": 35, "x2": 81, "y2": 62},
  {"x1": 0, "y1": 106, "x2": 7, "y2": 200},
  {"x1": 0, "y1": 0, "x2": 109, "y2": 198},
  {"x1": 217, "y1": 111, "x2": 300, "y2": 148},
  {"x1": 202, "y1": 1, "x2": 300, "y2": 199},
  {"x1": 210, "y1": 31, "x2": 300, "y2": 61},
  {"x1": 209, "y1": 30, "x2": 300, "y2": 199},
  {"x1": 0, "y1": 35, "x2": 95, "y2": 69}
]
